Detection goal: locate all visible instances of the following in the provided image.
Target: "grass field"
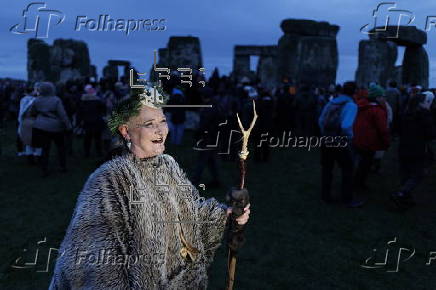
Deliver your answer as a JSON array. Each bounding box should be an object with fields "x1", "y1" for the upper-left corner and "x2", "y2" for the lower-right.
[{"x1": 1, "y1": 119, "x2": 436, "y2": 290}]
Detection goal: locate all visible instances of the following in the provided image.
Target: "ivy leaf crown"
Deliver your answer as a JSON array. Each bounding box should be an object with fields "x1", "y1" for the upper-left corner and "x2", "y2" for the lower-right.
[{"x1": 108, "y1": 83, "x2": 169, "y2": 135}]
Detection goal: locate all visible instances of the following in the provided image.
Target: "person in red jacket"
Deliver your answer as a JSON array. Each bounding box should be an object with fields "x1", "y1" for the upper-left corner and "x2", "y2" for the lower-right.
[{"x1": 353, "y1": 85, "x2": 390, "y2": 193}]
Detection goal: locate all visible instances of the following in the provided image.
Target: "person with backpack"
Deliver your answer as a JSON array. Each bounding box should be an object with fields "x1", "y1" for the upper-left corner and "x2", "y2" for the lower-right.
[
  {"x1": 353, "y1": 85, "x2": 390, "y2": 195},
  {"x1": 391, "y1": 91, "x2": 436, "y2": 210},
  {"x1": 318, "y1": 81, "x2": 358, "y2": 206}
]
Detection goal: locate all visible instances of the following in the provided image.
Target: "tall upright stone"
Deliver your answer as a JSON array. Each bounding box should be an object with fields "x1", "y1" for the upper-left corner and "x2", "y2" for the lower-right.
[
  {"x1": 402, "y1": 46, "x2": 429, "y2": 88},
  {"x1": 257, "y1": 48, "x2": 278, "y2": 89},
  {"x1": 232, "y1": 45, "x2": 277, "y2": 88},
  {"x1": 355, "y1": 40, "x2": 397, "y2": 87},
  {"x1": 27, "y1": 38, "x2": 95, "y2": 84},
  {"x1": 102, "y1": 64, "x2": 118, "y2": 80},
  {"x1": 27, "y1": 39, "x2": 50, "y2": 82},
  {"x1": 277, "y1": 19, "x2": 339, "y2": 88},
  {"x1": 356, "y1": 26, "x2": 429, "y2": 88},
  {"x1": 233, "y1": 51, "x2": 250, "y2": 81},
  {"x1": 50, "y1": 39, "x2": 91, "y2": 83},
  {"x1": 167, "y1": 36, "x2": 203, "y2": 69},
  {"x1": 151, "y1": 36, "x2": 204, "y2": 82}
]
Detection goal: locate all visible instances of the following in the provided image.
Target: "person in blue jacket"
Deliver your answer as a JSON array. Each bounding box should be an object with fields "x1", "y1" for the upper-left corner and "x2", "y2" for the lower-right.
[{"x1": 318, "y1": 81, "x2": 358, "y2": 206}]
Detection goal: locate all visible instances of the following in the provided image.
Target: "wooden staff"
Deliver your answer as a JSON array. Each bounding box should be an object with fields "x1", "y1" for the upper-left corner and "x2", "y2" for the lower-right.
[{"x1": 226, "y1": 100, "x2": 257, "y2": 290}]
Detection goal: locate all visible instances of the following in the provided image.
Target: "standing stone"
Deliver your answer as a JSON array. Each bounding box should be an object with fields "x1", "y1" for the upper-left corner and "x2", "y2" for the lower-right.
[
  {"x1": 103, "y1": 60, "x2": 131, "y2": 81},
  {"x1": 27, "y1": 39, "x2": 50, "y2": 82},
  {"x1": 157, "y1": 48, "x2": 169, "y2": 67},
  {"x1": 392, "y1": 66, "x2": 403, "y2": 86},
  {"x1": 27, "y1": 38, "x2": 95, "y2": 84},
  {"x1": 232, "y1": 45, "x2": 277, "y2": 88},
  {"x1": 50, "y1": 39, "x2": 91, "y2": 83},
  {"x1": 356, "y1": 25, "x2": 429, "y2": 88},
  {"x1": 256, "y1": 47, "x2": 277, "y2": 89},
  {"x1": 355, "y1": 40, "x2": 397, "y2": 88},
  {"x1": 277, "y1": 34, "x2": 300, "y2": 84},
  {"x1": 297, "y1": 36, "x2": 338, "y2": 87},
  {"x1": 151, "y1": 36, "x2": 204, "y2": 83},
  {"x1": 402, "y1": 46, "x2": 429, "y2": 88},
  {"x1": 167, "y1": 36, "x2": 203, "y2": 69},
  {"x1": 103, "y1": 65, "x2": 118, "y2": 80},
  {"x1": 277, "y1": 19, "x2": 339, "y2": 88},
  {"x1": 233, "y1": 53, "x2": 250, "y2": 81}
]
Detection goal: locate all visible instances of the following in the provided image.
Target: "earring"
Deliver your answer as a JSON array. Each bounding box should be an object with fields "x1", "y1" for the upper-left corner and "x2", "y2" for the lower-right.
[{"x1": 126, "y1": 139, "x2": 131, "y2": 150}]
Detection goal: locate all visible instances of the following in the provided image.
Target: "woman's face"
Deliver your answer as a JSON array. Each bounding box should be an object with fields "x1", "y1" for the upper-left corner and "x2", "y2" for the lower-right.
[{"x1": 120, "y1": 106, "x2": 169, "y2": 158}]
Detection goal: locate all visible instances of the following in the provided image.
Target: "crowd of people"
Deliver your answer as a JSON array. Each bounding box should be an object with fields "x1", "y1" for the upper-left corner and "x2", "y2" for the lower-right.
[
  {"x1": 1, "y1": 73, "x2": 435, "y2": 210},
  {"x1": 318, "y1": 81, "x2": 436, "y2": 210}
]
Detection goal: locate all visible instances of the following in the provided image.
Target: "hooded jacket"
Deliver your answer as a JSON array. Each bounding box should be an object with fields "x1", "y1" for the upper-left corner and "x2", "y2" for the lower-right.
[
  {"x1": 31, "y1": 95, "x2": 72, "y2": 132},
  {"x1": 353, "y1": 98, "x2": 390, "y2": 152},
  {"x1": 318, "y1": 94, "x2": 357, "y2": 139},
  {"x1": 49, "y1": 153, "x2": 228, "y2": 289}
]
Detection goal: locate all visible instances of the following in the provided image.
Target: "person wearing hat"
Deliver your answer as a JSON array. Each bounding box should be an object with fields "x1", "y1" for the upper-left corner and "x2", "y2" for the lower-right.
[
  {"x1": 391, "y1": 91, "x2": 436, "y2": 209},
  {"x1": 49, "y1": 86, "x2": 251, "y2": 289},
  {"x1": 352, "y1": 85, "x2": 390, "y2": 202}
]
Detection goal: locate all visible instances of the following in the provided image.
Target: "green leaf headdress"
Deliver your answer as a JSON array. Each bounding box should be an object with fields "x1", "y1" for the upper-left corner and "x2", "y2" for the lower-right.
[{"x1": 107, "y1": 83, "x2": 169, "y2": 135}]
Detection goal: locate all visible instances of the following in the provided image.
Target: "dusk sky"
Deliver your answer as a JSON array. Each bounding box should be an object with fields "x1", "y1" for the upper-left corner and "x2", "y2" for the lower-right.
[{"x1": 1, "y1": 0, "x2": 436, "y2": 86}]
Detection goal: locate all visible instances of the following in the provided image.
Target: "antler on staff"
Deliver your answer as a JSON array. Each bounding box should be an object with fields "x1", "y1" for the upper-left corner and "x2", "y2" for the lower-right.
[{"x1": 236, "y1": 100, "x2": 258, "y2": 161}]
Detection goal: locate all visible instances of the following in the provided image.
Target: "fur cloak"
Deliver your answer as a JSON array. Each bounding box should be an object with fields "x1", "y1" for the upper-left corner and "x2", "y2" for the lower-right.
[{"x1": 49, "y1": 153, "x2": 228, "y2": 289}]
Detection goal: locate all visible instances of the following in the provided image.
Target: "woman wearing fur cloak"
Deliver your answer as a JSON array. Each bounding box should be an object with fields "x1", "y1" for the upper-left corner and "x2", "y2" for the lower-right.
[{"x1": 49, "y1": 86, "x2": 251, "y2": 289}]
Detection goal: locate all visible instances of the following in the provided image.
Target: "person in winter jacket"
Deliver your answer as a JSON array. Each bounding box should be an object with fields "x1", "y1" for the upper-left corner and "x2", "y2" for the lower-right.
[
  {"x1": 391, "y1": 91, "x2": 436, "y2": 209},
  {"x1": 77, "y1": 84, "x2": 106, "y2": 157},
  {"x1": 17, "y1": 85, "x2": 41, "y2": 163},
  {"x1": 372, "y1": 94, "x2": 393, "y2": 173},
  {"x1": 353, "y1": 85, "x2": 390, "y2": 191},
  {"x1": 318, "y1": 81, "x2": 358, "y2": 205},
  {"x1": 31, "y1": 82, "x2": 72, "y2": 176},
  {"x1": 50, "y1": 88, "x2": 250, "y2": 289}
]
